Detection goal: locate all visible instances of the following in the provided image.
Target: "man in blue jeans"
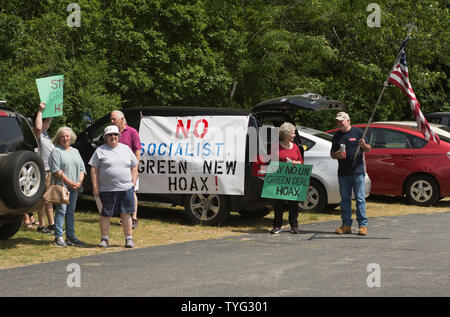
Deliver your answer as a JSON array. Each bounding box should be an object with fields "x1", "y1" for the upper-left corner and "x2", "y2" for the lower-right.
[{"x1": 330, "y1": 112, "x2": 371, "y2": 236}]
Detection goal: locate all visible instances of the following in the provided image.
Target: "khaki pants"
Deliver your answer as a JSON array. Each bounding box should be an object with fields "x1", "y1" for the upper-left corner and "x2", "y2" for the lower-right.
[{"x1": 41, "y1": 171, "x2": 54, "y2": 213}]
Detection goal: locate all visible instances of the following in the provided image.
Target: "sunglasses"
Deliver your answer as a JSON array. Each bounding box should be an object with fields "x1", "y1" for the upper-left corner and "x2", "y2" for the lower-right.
[{"x1": 107, "y1": 133, "x2": 120, "y2": 137}]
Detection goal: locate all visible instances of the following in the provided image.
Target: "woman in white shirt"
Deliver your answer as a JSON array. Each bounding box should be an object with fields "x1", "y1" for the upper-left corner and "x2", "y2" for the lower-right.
[{"x1": 89, "y1": 125, "x2": 138, "y2": 248}]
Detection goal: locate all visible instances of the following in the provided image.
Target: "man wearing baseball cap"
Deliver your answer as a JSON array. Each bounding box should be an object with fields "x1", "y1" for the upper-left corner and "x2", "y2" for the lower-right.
[
  {"x1": 330, "y1": 112, "x2": 371, "y2": 236},
  {"x1": 110, "y1": 110, "x2": 141, "y2": 229}
]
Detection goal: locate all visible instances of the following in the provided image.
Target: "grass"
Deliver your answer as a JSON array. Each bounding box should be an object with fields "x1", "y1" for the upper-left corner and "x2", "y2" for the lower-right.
[{"x1": 0, "y1": 195, "x2": 449, "y2": 270}]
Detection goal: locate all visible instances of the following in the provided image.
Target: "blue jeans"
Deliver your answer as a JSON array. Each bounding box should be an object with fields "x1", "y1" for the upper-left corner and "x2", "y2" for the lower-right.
[
  {"x1": 54, "y1": 189, "x2": 79, "y2": 239},
  {"x1": 338, "y1": 173, "x2": 367, "y2": 227}
]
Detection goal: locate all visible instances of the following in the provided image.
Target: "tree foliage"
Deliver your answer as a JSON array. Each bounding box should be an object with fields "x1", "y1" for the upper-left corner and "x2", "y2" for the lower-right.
[{"x1": 0, "y1": 0, "x2": 448, "y2": 133}]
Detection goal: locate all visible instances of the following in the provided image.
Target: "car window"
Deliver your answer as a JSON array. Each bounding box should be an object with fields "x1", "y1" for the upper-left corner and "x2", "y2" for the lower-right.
[
  {"x1": 300, "y1": 136, "x2": 315, "y2": 151},
  {"x1": 370, "y1": 128, "x2": 415, "y2": 149},
  {"x1": 409, "y1": 135, "x2": 427, "y2": 148},
  {"x1": 0, "y1": 117, "x2": 23, "y2": 153}
]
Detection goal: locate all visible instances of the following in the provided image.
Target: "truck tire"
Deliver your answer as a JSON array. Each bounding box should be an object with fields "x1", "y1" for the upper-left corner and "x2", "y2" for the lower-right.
[
  {"x1": 0, "y1": 151, "x2": 45, "y2": 209},
  {"x1": 184, "y1": 194, "x2": 230, "y2": 225},
  {"x1": 0, "y1": 214, "x2": 24, "y2": 239}
]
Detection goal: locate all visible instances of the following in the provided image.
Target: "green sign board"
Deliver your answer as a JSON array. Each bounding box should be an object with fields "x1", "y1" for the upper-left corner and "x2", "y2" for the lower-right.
[
  {"x1": 261, "y1": 162, "x2": 312, "y2": 201},
  {"x1": 35, "y1": 75, "x2": 64, "y2": 118}
]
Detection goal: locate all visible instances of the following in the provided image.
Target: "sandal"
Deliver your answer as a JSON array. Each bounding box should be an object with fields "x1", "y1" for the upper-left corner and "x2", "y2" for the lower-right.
[{"x1": 22, "y1": 222, "x2": 36, "y2": 229}]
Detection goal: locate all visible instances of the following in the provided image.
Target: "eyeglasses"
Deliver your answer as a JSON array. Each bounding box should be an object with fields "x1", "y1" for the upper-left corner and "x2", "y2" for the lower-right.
[{"x1": 107, "y1": 133, "x2": 119, "y2": 137}]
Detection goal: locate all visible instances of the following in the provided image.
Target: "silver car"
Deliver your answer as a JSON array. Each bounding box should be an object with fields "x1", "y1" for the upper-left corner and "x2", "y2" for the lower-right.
[{"x1": 297, "y1": 126, "x2": 371, "y2": 212}]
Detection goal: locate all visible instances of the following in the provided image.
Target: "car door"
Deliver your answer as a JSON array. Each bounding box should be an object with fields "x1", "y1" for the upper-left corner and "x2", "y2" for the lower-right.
[{"x1": 365, "y1": 127, "x2": 416, "y2": 195}]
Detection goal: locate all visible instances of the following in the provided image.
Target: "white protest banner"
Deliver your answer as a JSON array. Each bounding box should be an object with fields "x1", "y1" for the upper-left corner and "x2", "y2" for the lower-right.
[{"x1": 138, "y1": 115, "x2": 249, "y2": 195}]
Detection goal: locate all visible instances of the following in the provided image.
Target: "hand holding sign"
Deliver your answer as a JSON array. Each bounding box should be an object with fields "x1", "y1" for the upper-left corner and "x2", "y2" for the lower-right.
[{"x1": 35, "y1": 75, "x2": 64, "y2": 118}]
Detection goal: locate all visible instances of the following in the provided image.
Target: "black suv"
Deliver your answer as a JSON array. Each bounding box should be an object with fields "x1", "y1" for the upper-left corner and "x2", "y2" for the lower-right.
[
  {"x1": 425, "y1": 112, "x2": 450, "y2": 127},
  {"x1": 0, "y1": 102, "x2": 46, "y2": 239},
  {"x1": 75, "y1": 106, "x2": 271, "y2": 225},
  {"x1": 74, "y1": 94, "x2": 345, "y2": 225}
]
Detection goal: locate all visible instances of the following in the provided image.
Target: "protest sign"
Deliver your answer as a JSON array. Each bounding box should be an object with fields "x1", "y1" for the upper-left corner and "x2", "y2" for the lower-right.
[
  {"x1": 35, "y1": 75, "x2": 64, "y2": 118},
  {"x1": 261, "y1": 162, "x2": 312, "y2": 201},
  {"x1": 138, "y1": 115, "x2": 249, "y2": 194}
]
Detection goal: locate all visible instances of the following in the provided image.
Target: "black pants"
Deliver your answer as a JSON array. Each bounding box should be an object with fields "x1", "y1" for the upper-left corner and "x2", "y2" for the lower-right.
[{"x1": 273, "y1": 200, "x2": 299, "y2": 228}]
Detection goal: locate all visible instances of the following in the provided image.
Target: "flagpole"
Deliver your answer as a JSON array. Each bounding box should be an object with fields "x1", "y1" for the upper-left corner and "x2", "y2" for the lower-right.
[{"x1": 353, "y1": 24, "x2": 416, "y2": 160}]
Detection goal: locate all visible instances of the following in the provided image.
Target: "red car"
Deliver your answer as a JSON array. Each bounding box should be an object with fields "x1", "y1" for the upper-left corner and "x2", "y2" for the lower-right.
[{"x1": 326, "y1": 122, "x2": 450, "y2": 206}]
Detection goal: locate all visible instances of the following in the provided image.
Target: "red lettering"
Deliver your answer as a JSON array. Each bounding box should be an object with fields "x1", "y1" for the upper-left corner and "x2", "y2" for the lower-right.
[
  {"x1": 55, "y1": 103, "x2": 62, "y2": 113},
  {"x1": 175, "y1": 119, "x2": 191, "y2": 138},
  {"x1": 175, "y1": 119, "x2": 208, "y2": 138},
  {"x1": 193, "y1": 119, "x2": 208, "y2": 138},
  {"x1": 50, "y1": 78, "x2": 63, "y2": 89}
]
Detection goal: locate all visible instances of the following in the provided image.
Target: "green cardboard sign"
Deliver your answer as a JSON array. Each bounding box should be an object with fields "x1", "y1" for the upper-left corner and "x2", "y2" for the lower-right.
[
  {"x1": 35, "y1": 75, "x2": 64, "y2": 118},
  {"x1": 261, "y1": 162, "x2": 312, "y2": 201}
]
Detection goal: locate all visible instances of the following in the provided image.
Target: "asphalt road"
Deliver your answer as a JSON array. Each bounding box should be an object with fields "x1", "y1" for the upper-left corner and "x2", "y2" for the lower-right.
[{"x1": 0, "y1": 212, "x2": 449, "y2": 298}]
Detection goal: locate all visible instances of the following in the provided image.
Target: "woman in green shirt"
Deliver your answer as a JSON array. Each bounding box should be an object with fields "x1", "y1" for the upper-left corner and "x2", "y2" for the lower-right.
[{"x1": 49, "y1": 127, "x2": 86, "y2": 247}]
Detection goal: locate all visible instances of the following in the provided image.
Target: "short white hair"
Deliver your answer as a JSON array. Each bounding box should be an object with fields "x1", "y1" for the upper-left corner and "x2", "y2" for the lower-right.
[
  {"x1": 111, "y1": 110, "x2": 127, "y2": 125},
  {"x1": 53, "y1": 126, "x2": 77, "y2": 145},
  {"x1": 279, "y1": 122, "x2": 296, "y2": 140}
]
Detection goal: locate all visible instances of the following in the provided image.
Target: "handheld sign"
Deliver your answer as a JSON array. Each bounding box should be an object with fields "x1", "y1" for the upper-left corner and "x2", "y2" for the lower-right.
[
  {"x1": 35, "y1": 75, "x2": 64, "y2": 118},
  {"x1": 261, "y1": 162, "x2": 312, "y2": 201}
]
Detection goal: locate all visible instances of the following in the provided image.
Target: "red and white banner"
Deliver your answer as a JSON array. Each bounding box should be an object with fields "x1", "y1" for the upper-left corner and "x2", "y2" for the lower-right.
[{"x1": 138, "y1": 115, "x2": 249, "y2": 194}]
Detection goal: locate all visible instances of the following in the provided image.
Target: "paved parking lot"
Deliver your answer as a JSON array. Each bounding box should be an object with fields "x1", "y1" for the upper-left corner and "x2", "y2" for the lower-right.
[{"x1": 0, "y1": 212, "x2": 449, "y2": 297}]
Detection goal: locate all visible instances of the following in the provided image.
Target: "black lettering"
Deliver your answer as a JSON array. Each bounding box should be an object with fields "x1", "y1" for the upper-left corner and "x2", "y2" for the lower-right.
[
  {"x1": 157, "y1": 160, "x2": 165, "y2": 174},
  {"x1": 215, "y1": 160, "x2": 223, "y2": 174},
  {"x1": 225, "y1": 161, "x2": 237, "y2": 175},
  {"x1": 168, "y1": 177, "x2": 177, "y2": 190},
  {"x1": 138, "y1": 160, "x2": 145, "y2": 173},
  {"x1": 200, "y1": 177, "x2": 208, "y2": 191},
  {"x1": 168, "y1": 160, "x2": 176, "y2": 174},
  {"x1": 147, "y1": 160, "x2": 155, "y2": 173},
  {"x1": 179, "y1": 177, "x2": 187, "y2": 190},
  {"x1": 203, "y1": 161, "x2": 212, "y2": 174},
  {"x1": 179, "y1": 161, "x2": 187, "y2": 174},
  {"x1": 190, "y1": 178, "x2": 198, "y2": 191},
  {"x1": 276, "y1": 187, "x2": 283, "y2": 195}
]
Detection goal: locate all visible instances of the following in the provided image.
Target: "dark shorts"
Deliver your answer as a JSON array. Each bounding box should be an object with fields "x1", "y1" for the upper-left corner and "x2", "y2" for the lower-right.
[{"x1": 99, "y1": 188, "x2": 135, "y2": 217}]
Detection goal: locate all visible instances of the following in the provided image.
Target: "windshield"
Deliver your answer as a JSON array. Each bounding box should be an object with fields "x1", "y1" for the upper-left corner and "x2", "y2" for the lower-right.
[
  {"x1": 436, "y1": 132, "x2": 450, "y2": 143},
  {"x1": 312, "y1": 131, "x2": 333, "y2": 142}
]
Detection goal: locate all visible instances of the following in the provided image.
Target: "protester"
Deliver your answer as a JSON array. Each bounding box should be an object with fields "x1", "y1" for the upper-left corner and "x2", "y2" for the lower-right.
[
  {"x1": 22, "y1": 213, "x2": 37, "y2": 229},
  {"x1": 33, "y1": 102, "x2": 55, "y2": 234},
  {"x1": 89, "y1": 125, "x2": 138, "y2": 248},
  {"x1": 270, "y1": 122, "x2": 304, "y2": 234},
  {"x1": 110, "y1": 110, "x2": 141, "y2": 229},
  {"x1": 49, "y1": 127, "x2": 86, "y2": 247},
  {"x1": 330, "y1": 112, "x2": 371, "y2": 236}
]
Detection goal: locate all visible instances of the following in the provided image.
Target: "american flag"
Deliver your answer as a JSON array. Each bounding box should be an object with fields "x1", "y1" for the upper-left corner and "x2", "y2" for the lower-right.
[{"x1": 388, "y1": 49, "x2": 440, "y2": 144}]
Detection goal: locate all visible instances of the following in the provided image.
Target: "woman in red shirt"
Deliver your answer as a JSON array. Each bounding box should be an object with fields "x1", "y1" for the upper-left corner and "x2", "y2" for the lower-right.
[{"x1": 270, "y1": 122, "x2": 303, "y2": 234}]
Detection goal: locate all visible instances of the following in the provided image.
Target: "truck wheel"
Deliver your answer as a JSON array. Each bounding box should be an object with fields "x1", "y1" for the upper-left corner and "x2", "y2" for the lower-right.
[
  {"x1": 0, "y1": 214, "x2": 24, "y2": 239},
  {"x1": 184, "y1": 194, "x2": 230, "y2": 225},
  {"x1": 0, "y1": 151, "x2": 45, "y2": 209}
]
